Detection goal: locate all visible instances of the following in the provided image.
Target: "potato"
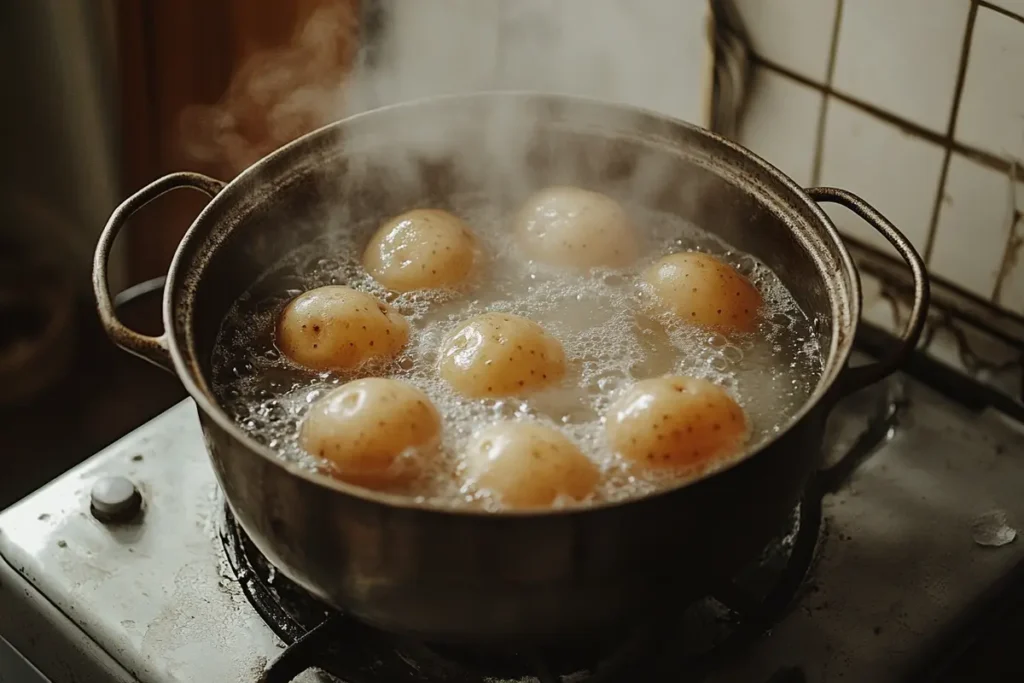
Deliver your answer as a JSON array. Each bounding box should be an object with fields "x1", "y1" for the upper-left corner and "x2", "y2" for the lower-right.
[
  {"x1": 642, "y1": 252, "x2": 762, "y2": 333},
  {"x1": 605, "y1": 375, "x2": 748, "y2": 471},
  {"x1": 438, "y1": 313, "x2": 566, "y2": 398},
  {"x1": 515, "y1": 186, "x2": 637, "y2": 270},
  {"x1": 277, "y1": 286, "x2": 409, "y2": 371},
  {"x1": 363, "y1": 209, "x2": 477, "y2": 292},
  {"x1": 300, "y1": 378, "x2": 441, "y2": 488},
  {"x1": 464, "y1": 421, "x2": 599, "y2": 508}
]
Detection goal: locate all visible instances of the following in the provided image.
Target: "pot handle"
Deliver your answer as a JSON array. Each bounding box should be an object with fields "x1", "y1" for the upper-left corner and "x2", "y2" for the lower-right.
[
  {"x1": 92, "y1": 172, "x2": 226, "y2": 371},
  {"x1": 805, "y1": 187, "x2": 930, "y2": 401}
]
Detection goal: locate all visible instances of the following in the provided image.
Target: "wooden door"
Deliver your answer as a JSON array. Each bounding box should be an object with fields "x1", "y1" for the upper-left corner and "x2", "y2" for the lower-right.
[{"x1": 117, "y1": 0, "x2": 360, "y2": 283}]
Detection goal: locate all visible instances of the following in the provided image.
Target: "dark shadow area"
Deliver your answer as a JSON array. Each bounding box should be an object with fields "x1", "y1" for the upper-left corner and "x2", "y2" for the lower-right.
[{"x1": 0, "y1": 289, "x2": 185, "y2": 510}]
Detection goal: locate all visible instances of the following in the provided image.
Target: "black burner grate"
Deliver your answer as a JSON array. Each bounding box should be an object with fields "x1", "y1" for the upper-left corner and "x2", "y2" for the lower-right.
[
  {"x1": 221, "y1": 493, "x2": 823, "y2": 683},
  {"x1": 220, "y1": 369, "x2": 902, "y2": 683}
]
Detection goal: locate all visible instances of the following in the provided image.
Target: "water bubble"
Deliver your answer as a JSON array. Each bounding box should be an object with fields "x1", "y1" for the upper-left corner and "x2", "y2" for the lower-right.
[
  {"x1": 710, "y1": 355, "x2": 730, "y2": 373},
  {"x1": 722, "y1": 345, "x2": 744, "y2": 363},
  {"x1": 316, "y1": 257, "x2": 343, "y2": 272},
  {"x1": 707, "y1": 333, "x2": 727, "y2": 348},
  {"x1": 258, "y1": 400, "x2": 288, "y2": 423},
  {"x1": 232, "y1": 362, "x2": 254, "y2": 379}
]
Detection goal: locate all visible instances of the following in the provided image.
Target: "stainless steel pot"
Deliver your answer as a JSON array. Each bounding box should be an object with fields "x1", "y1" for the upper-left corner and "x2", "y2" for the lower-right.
[{"x1": 93, "y1": 93, "x2": 929, "y2": 645}]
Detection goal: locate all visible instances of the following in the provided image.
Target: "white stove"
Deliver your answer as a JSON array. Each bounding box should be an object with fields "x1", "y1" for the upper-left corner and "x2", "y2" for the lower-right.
[{"x1": 2, "y1": 343, "x2": 1024, "y2": 682}]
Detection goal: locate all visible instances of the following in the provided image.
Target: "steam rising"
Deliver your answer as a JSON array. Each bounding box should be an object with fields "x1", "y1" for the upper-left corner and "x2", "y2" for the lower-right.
[
  {"x1": 180, "y1": 0, "x2": 712, "y2": 177},
  {"x1": 180, "y1": 2, "x2": 357, "y2": 173}
]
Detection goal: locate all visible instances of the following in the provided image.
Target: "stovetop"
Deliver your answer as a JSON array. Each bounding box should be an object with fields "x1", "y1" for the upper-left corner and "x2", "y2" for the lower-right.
[{"x1": 2, "y1": 348, "x2": 1024, "y2": 682}]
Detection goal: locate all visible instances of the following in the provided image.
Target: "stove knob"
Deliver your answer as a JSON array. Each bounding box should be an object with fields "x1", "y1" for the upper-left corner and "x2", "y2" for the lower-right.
[{"x1": 90, "y1": 476, "x2": 143, "y2": 524}]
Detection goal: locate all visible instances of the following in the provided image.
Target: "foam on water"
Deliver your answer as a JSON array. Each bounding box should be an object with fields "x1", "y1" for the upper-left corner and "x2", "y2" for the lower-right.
[{"x1": 211, "y1": 194, "x2": 824, "y2": 509}]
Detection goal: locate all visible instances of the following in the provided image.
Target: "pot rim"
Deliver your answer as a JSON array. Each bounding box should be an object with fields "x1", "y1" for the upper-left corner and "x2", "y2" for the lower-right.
[{"x1": 163, "y1": 91, "x2": 860, "y2": 518}]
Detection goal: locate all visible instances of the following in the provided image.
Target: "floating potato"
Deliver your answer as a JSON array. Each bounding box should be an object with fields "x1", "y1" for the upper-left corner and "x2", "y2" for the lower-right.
[
  {"x1": 363, "y1": 209, "x2": 477, "y2": 292},
  {"x1": 465, "y1": 421, "x2": 599, "y2": 508},
  {"x1": 642, "y1": 252, "x2": 762, "y2": 333},
  {"x1": 606, "y1": 374, "x2": 749, "y2": 471},
  {"x1": 515, "y1": 186, "x2": 637, "y2": 271},
  {"x1": 301, "y1": 378, "x2": 441, "y2": 489},
  {"x1": 277, "y1": 286, "x2": 409, "y2": 371},
  {"x1": 438, "y1": 313, "x2": 566, "y2": 398}
]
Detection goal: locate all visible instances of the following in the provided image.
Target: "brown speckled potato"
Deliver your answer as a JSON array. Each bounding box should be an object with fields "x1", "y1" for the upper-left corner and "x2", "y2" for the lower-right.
[
  {"x1": 300, "y1": 378, "x2": 441, "y2": 489},
  {"x1": 606, "y1": 375, "x2": 749, "y2": 472},
  {"x1": 277, "y1": 286, "x2": 409, "y2": 371},
  {"x1": 642, "y1": 252, "x2": 762, "y2": 333},
  {"x1": 515, "y1": 186, "x2": 637, "y2": 270},
  {"x1": 465, "y1": 421, "x2": 599, "y2": 508},
  {"x1": 438, "y1": 313, "x2": 566, "y2": 398},
  {"x1": 363, "y1": 209, "x2": 477, "y2": 292}
]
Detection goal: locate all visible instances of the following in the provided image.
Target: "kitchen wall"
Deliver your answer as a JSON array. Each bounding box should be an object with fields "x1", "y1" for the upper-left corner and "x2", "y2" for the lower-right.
[
  {"x1": 733, "y1": 0, "x2": 1024, "y2": 317},
  {"x1": 352, "y1": 0, "x2": 712, "y2": 126},
  {"x1": 0, "y1": 0, "x2": 121, "y2": 291}
]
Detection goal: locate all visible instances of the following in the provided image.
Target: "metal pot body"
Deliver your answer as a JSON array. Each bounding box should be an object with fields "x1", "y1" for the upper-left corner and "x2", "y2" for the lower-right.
[{"x1": 93, "y1": 93, "x2": 929, "y2": 644}]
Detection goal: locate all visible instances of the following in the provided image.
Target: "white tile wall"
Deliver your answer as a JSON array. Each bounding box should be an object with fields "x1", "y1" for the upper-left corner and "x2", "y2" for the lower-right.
[
  {"x1": 738, "y1": 68, "x2": 822, "y2": 186},
  {"x1": 359, "y1": 0, "x2": 713, "y2": 126},
  {"x1": 955, "y1": 7, "x2": 1024, "y2": 163},
  {"x1": 929, "y1": 154, "x2": 1022, "y2": 298},
  {"x1": 497, "y1": 0, "x2": 712, "y2": 125},
  {"x1": 817, "y1": 98, "x2": 944, "y2": 257},
  {"x1": 831, "y1": 0, "x2": 971, "y2": 134},
  {"x1": 738, "y1": 0, "x2": 1024, "y2": 317},
  {"x1": 731, "y1": 0, "x2": 838, "y2": 82}
]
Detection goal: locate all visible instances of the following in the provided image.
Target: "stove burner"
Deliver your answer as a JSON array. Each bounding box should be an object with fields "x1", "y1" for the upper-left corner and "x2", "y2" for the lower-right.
[
  {"x1": 221, "y1": 494, "x2": 822, "y2": 683},
  {"x1": 220, "y1": 361, "x2": 903, "y2": 683}
]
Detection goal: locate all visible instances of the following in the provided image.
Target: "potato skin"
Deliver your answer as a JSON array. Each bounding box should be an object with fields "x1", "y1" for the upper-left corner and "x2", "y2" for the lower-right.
[
  {"x1": 364, "y1": 209, "x2": 477, "y2": 292},
  {"x1": 515, "y1": 186, "x2": 638, "y2": 270},
  {"x1": 643, "y1": 252, "x2": 762, "y2": 333},
  {"x1": 606, "y1": 374, "x2": 749, "y2": 471},
  {"x1": 465, "y1": 421, "x2": 599, "y2": 508},
  {"x1": 301, "y1": 378, "x2": 441, "y2": 488},
  {"x1": 439, "y1": 313, "x2": 566, "y2": 398},
  {"x1": 277, "y1": 286, "x2": 409, "y2": 371}
]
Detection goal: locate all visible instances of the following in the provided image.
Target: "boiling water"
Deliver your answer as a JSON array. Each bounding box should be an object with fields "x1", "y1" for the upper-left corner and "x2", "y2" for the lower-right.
[{"x1": 211, "y1": 195, "x2": 823, "y2": 508}]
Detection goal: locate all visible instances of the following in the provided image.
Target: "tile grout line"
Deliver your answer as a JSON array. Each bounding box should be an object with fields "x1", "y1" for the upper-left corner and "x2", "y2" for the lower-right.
[
  {"x1": 755, "y1": 55, "x2": 946, "y2": 145},
  {"x1": 992, "y1": 162, "x2": 1022, "y2": 302},
  {"x1": 810, "y1": 0, "x2": 844, "y2": 187},
  {"x1": 978, "y1": 0, "x2": 1024, "y2": 24},
  {"x1": 921, "y1": 1, "x2": 980, "y2": 267},
  {"x1": 753, "y1": 56, "x2": 1016, "y2": 177}
]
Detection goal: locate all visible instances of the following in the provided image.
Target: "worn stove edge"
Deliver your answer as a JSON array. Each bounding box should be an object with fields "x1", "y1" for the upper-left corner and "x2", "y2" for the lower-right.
[
  {"x1": 0, "y1": 555, "x2": 136, "y2": 683},
  {"x1": 0, "y1": 402, "x2": 199, "y2": 683}
]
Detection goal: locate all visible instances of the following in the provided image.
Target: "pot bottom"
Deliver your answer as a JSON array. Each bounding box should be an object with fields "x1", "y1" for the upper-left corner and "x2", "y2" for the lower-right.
[{"x1": 221, "y1": 496, "x2": 821, "y2": 682}]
